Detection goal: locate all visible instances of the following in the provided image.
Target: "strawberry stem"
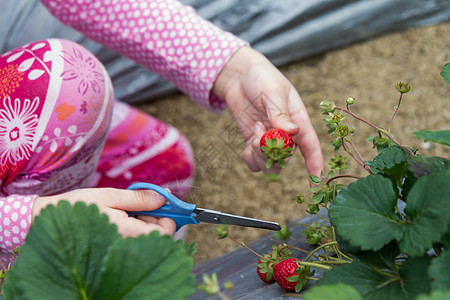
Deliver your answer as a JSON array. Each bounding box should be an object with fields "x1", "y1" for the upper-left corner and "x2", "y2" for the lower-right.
[
  {"x1": 305, "y1": 277, "x2": 319, "y2": 281},
  {"x1": 282, "y1": 293, "x2": 303, "y2": 298},
  {"x1": 325, "y1": 174, "x2": 362, "y2": 185},
  {"x1": 0, "y1": 260, "x2": 7, "y2": 271},
  {"x1": 315, "y1": 213, "x2": 330, "y2": 224},
  {"x1": 335, "y1": 106, "x2": 415, "y2": 156},
  {"x1": 388, "y1": 93, "x2": 403, "y2": 132},
  {"x1": 305, "y1": 241, "x2": 350, "y2": 263},
  {"x1": 266, "y1": 237, "x2": 321, "y2": 260},
  {"x1": 319, "y1": 255, "x2": 352, "y2": 264},
  {"x1": 342, "y1": 139, "x2": 373, "y2": 174},
  {"x1": 216, "y1": 290, "x2": 231, "y2": 300},
  {"x1": 227, "y1": 234, "x2": 277, "y2": 264},
  {"x1": 298, "y1": 261, "x2": 333, "y2": 270}
]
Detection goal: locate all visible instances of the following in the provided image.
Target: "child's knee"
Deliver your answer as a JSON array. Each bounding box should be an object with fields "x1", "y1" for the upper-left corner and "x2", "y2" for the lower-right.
[
  {"x1": 54, "y1": 38, "x2": 114, "y2": 129},
  {"x1": 0, "y1": 39, "x2": 114, "y2": 195}
]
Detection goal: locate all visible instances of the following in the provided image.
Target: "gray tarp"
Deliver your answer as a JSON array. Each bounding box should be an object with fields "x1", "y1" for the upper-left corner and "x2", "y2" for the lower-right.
[{"x1": 1, "y1": 0, "x2": 450, "y2": 103}]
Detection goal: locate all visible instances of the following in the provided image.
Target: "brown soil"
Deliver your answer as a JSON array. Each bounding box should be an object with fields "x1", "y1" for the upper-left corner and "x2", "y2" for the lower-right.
[{"x1": 137, "y1": 21, "x2": 450, "y2": 264}]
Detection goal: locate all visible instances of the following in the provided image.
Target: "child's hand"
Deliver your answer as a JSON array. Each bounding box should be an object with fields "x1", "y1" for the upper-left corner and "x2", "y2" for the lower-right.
[
  {"x1": 213, "y1": 46, "x2": 324, "y2": 176},
  {"x1": 33, "y1": 188, "x2": 176, "y2": 237}
]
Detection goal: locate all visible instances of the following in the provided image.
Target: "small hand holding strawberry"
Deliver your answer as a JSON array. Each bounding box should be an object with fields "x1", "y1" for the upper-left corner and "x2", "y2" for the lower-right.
[
  {"x1": 260, "y1": 128, "x2": 294, "y2": 169},
  {"x1": 212, "y1": 46, "x2": 324, "y2": 176},
  {"x1": 273, "y1": 258, "x2": 313, "y2": 292}
]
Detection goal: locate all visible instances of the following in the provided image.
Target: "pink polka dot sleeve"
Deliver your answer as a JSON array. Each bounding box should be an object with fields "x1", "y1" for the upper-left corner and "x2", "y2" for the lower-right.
[
  {"x1": 0, "y1": 195, "x2": 35, "y2": 266},
  {"x1": 40, "y1": 0, "x2": 248, "y2": 113}
]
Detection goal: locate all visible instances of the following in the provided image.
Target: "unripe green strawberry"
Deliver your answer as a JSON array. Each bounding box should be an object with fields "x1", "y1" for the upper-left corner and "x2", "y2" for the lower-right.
[{"x1": 260, "y1": 129, "x2": 294, "y2": 169}]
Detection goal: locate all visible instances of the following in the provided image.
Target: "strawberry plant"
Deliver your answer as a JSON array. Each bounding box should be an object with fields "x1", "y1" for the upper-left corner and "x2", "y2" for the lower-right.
[
  {"x1": 300, "y1": 65, "x2": 450, "y2": 299},
  {"x1": 216, "y1": 64, "x2": 450, "y2": 299},
  {"x1": 0, "y1": 201, "x2": 196, "y2": 300}
]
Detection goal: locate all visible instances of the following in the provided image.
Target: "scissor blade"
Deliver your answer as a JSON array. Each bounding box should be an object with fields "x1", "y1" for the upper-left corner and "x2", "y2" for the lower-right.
[{"x1": 193, "y1": 208, "x2": 281, "y2": 231}]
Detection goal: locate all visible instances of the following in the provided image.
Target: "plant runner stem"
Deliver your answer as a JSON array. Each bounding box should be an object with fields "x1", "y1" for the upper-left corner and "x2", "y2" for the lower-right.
[
  {"x1": 347, "y1": 136, "x2": 373, "y2": 174},
  {"x1": 0, "y1": 259, "x2": 7, "y2": 271},
  {"x1": 325, "y1": 174, "x2": 362, "y2": 185},
  {"x1": 330, "y1": 226, "x2": 354, "y2": 262},
  {"x1": 389, "y1": 93, "x2": 403, "y2": 132},
  {"x1": 305, "y1": 277, "x2": 318, "y2": 281},
  {"x1": 227, "y1": 234, "x2": 277, "y2": 264},
  {"x1": 335, "y1": 106, "x2": 415, "y2": 156},
  {"x1": 298, "y1": 261, "x2": 333, "y2": 270},
  {"x1": 342, "y1": 139, "x2": 371, "y2": 173},
  {"x1": 305, "y1": 242, "x2": 339, "y2": 262},
  {"x1": 216, "y1": 290, "x2": 231, "y2": 300},
  {"x1": 315, "y1": 213, "x2": 330, "y2": 224},
  {"x1": 266, "y1": 236, "x2": 321, "y2": 260},
  {"x1": 319, "y1": 255, "x2": 352, "y2": 263}
]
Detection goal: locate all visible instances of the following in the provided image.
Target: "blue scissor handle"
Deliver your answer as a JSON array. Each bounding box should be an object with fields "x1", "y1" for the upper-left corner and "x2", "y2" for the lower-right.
[{"x1": 127, "y1": 182, "x2": 199, "y2": 231}]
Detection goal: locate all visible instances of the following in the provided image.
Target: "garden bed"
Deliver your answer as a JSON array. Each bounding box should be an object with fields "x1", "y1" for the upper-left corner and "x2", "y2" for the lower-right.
[{"x1": 192, "y1": 210, "x2": 329, "y2": 299}]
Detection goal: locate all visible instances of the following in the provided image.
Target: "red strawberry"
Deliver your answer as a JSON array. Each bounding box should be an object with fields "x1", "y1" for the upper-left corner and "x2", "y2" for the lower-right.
[
  {"x1": 257, "y1": 255, "x2": 275, "y2": 283},
  {"x1": 256, "y1": 245, "x2": 293, "y2": 284},
  {"x1": 273, "y1": 258, "x2": 313, "y2": 292},
  {"x1": 260, "y1": 129, "x2": 294, "y2": 168}
]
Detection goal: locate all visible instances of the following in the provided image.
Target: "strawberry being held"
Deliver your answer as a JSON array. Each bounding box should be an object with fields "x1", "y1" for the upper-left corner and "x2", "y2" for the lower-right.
[{"x1": 260, "y1": 128, "x2": 294, "y2": 169}]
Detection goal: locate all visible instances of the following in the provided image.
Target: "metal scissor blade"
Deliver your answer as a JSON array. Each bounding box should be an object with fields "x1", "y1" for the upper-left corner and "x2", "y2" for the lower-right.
[{"x1": 193, "y1": 208, "x2": 281, "y2": 231}]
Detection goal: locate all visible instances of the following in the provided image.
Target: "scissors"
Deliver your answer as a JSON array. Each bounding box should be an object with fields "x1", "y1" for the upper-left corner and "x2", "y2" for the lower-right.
[{"x1": 127, "y1": 182, "x2": 281, "y2": 232}]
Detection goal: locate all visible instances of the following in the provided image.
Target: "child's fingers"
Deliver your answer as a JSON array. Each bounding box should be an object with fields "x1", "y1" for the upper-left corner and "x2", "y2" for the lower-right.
[
  {"x1": 104, "y1": 188, "x2": 168, "y2": 212},
  {"x1": 118, "y1": 216, "x2": 176, "y2": 238}
]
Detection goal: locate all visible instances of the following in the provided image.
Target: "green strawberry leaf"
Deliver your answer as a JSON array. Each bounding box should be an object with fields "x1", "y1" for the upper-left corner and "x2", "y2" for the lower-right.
[
  {"x1": 408, "y1": 155, "x2": 449, "y2": 178},
  {"x1": 317, "y1": 262, "x2": 405, "y2": 299},
  {"x1": 317, "y1": 257, "x2": 431, "y2": 300},
  {"x1": 309, "y1": 174, "x2": 322, "y2": 185},
  {"x1": 97, "y1": 232, "x2": 195, "y2": 299},
  {"x1": 401, "y1": 170, "x2": 418, "y2": 200},
  {"x1": 352, "y1": 242, "x2": 400, "y2": 271},
  {"x1": 295, "y1": 278, "x2": 308, "y2": 293},
  {"x1": 3, "y1": 201, "x2": 120, "y2": 300},
  {"x1": 278, "y1": 137, "x2": 285, "y2": 149},
  {"x1": 304, "y1": 283, "x2": 363, "y2": 300},
  {"x1": 413, "y1": 130, "x2": 450, "y2": 146},
  {"x1": 2, "y1": 201, "x2": 195, "y2": 300},
  {"x1": 311, "y1": 190, "x2": 325, "y2": 204},
  {"x1": 182, "y1": 241, "x2": 197, "y2": 256},
  {"x1": 329, "y1": 175, "x2": 403, "y2": 251},
  {"x1": 429, "y1": 249, "x2": 450, "y2": 290},
  {"x1": 441, "y1": 226, "x2": 450, "y2": 248},
  {"x1": 401, "y1": 169, "x2": 450, "y2": 256},
  {"x1": 398, "y1": 256, "x2": 432, "y2": 297},
  {"x1": 440, "y1": 62, "x2": 450, "y2": 83},
  {"x1": 365, "y1": 146, "x2": 412, "y2": 185},
  {"x1": 417, "y1": 290, "x2": 450, "y2": 300},
  {"x1": 2, "y1": 269, "x2": 25, "y2": 300}
]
